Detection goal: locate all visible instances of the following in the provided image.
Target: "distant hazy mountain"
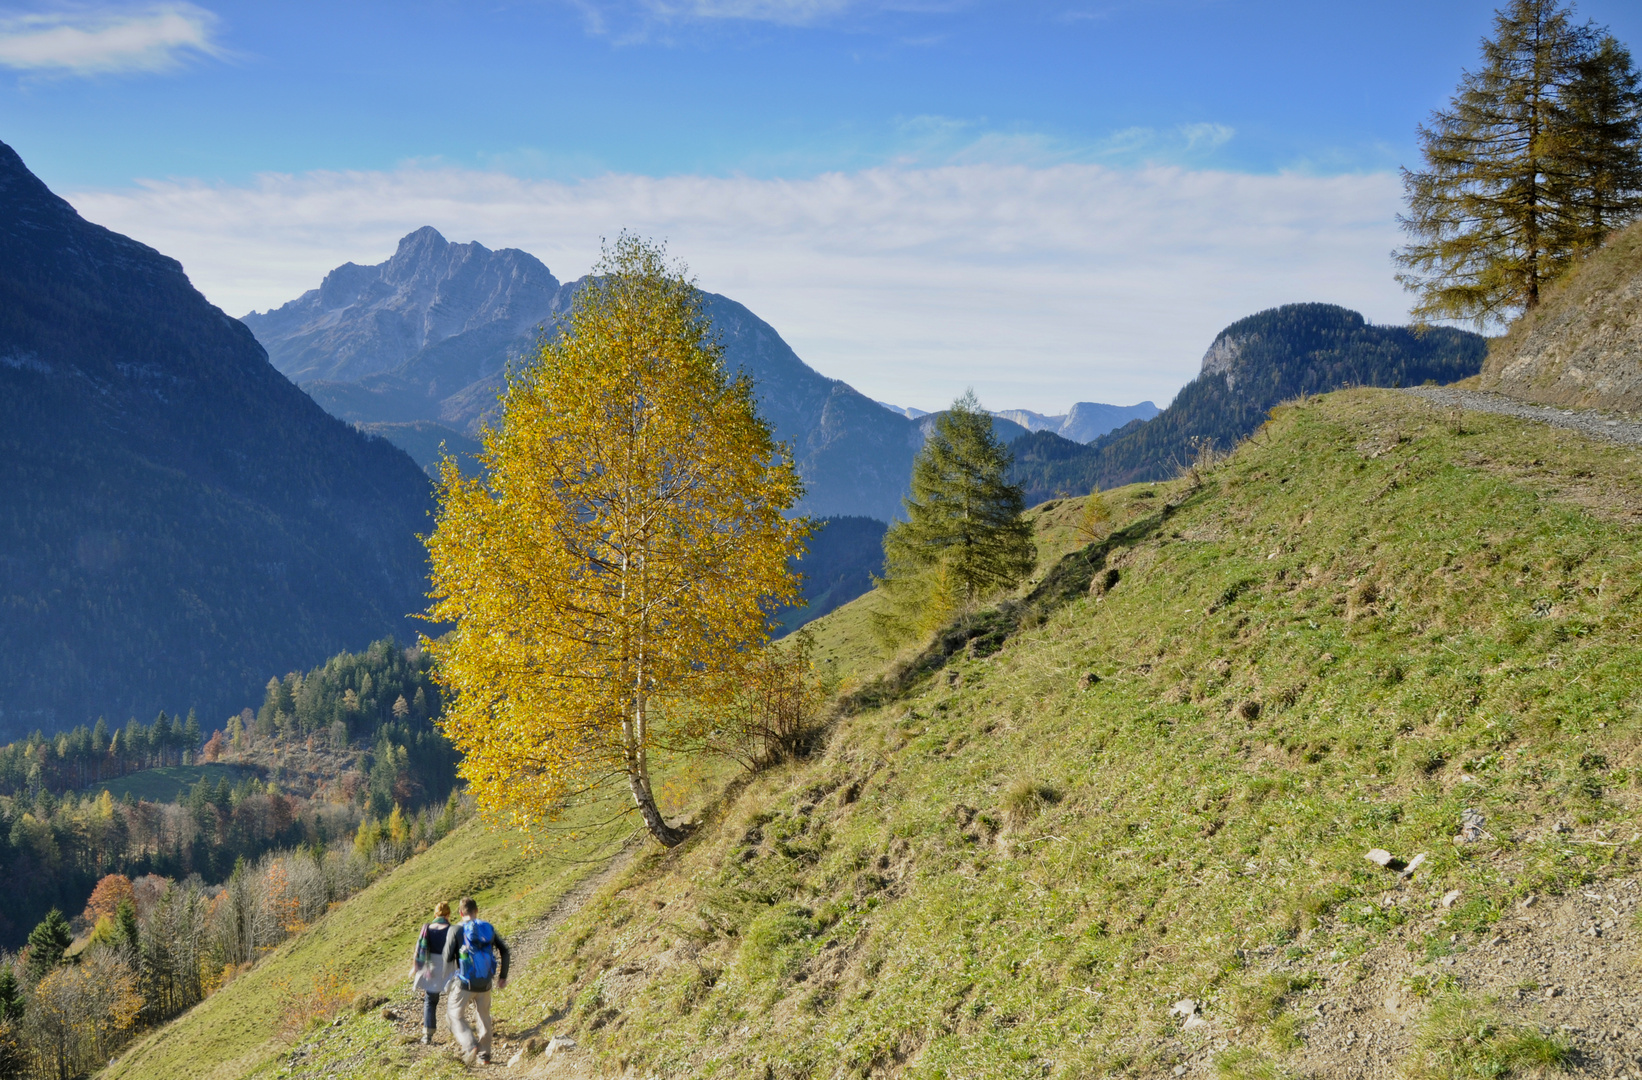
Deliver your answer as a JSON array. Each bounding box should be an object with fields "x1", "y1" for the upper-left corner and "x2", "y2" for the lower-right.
[
  {"x1": 0, "y1": 141, "x2": 436, "y2": 737},
  {"x1": 914, "y1": 411, "x2": 1030, "y2": 445},
  {"x1": 354, "y1": 420, "x2": 483, "y2": 479},
  {"x1": 245, "y1": 229, "x2": 918, "y2": 522},
  {"x1": 993, "y1": 401, "x2": 1160, "y2": 443},
  {"x1": 876, "y1": 401, "x2": 930, "y2": 420},
  {"x1": 1007, "y1": 304, "x2": 1488, "y2": 503}
]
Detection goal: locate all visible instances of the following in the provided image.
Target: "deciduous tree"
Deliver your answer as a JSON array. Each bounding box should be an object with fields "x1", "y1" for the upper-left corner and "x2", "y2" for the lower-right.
[{"x1": 425, "y1": 234, "x2": 806, "y2": 846}]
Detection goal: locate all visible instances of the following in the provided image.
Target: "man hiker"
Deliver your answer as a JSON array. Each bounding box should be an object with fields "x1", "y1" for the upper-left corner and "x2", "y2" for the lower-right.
[{"x1": 443, "y1": 895, "x2": 511, "y2": 1066}]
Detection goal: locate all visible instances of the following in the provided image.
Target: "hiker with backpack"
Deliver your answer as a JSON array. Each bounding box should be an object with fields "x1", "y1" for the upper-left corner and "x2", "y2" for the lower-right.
[
  {"x1": 443, "y1": 896, "x2": 511, "y2": 1066},
  {"x1": 409, "y1": 901, "x2": 453, "y2": 1045}
]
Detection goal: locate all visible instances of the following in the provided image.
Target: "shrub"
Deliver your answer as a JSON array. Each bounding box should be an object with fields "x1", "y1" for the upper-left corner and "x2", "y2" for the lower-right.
[{"x1": 272, "y1": 965, "x2": 354, "y2": 1039}]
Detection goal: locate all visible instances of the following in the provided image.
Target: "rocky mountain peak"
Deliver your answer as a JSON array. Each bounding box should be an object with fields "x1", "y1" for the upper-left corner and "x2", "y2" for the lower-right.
[{"x1": 244, "y1": 227, "x2": 566, "y2": 384}]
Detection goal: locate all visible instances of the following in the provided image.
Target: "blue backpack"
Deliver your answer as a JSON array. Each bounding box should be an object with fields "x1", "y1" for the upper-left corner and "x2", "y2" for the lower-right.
[{"x1": 457, "y1": 920, "x2": 497, "y2": 990}]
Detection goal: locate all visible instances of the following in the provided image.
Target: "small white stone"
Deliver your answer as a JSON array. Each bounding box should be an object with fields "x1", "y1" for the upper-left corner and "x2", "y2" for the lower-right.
[
  {"x1": 1365, "y1": 849, "x2": 1394, "y2": 867},
  {"x1": 1169, "y1": 998, "x2": 1198, "y2": 1019},
  {"x1": 1441, "y1": 890, "x2": 1462, "y2": 908}
]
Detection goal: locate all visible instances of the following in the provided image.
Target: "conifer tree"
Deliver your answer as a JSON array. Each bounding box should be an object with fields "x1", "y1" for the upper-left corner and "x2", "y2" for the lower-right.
[
  {"x1": 0, "y1": 965, "x2": 22, "y2": 1022},
  {"x1": 1397, "y1": 0, "x2": 1642, "y2": 325},
  {"x1": 24, "y1": 910, "x2": 72, "y2": 981},
  {"x1": 875, "y1": 391, "x2": 1034, "y2": 643},
  {"x1": 1551, "y1": 34, "x2": 1642, "y2": 252}
]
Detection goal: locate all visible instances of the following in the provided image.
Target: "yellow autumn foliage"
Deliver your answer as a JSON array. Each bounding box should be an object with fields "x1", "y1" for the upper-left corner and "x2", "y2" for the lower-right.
[{"x1": 425, "y1": 234, "x2": 807, "y2": 845}]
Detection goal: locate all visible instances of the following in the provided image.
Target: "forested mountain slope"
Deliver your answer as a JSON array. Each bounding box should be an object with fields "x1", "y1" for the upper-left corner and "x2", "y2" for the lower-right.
[
  {"x1": 0, "y1": 141, "x2": 435, "y2": 737},
  {"x1": 1007, "y1": 304, "x2": 1488, "y2": 501},
  {"x1": 1479, "y1": 217, "x2": 1642, "y2": 412},
  {"x1": 106, "y1": 387, "x2": 1642, "y2": 1080},
  {"x1": 245, "y1": 230, "x2": 920, "y2": 521}
]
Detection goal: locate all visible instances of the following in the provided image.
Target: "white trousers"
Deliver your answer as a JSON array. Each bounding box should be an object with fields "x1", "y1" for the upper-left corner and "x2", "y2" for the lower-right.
[{"x1": 446, "y1": 984, "x2": 493, "y2": 1055}]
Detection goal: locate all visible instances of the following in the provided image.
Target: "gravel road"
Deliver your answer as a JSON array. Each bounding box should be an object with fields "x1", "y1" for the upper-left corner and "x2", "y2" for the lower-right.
[{"x1": 1404, "y1": 386, "x2": 1642, "y2": 447}]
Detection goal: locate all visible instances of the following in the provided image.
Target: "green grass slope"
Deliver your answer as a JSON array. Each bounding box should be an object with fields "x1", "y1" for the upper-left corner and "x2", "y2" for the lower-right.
[
  {"x1": 114, "y1": 387, "x2": 1642, "y2": 1079},
  {"x1": 103, "y1": 798, "x2": 635, "y2": 1080},
  {"x1": 492, "y1": 387, "x2": 1640, "y2": 1077}
]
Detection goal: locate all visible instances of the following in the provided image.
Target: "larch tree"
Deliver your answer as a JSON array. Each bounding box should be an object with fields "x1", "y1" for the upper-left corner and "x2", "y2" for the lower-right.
[
  {"x1": 424, "y1": 234, "x2": 807, "y2": 847},
  {"x1": 1551, "y1": 33, "x2": 1642, "y2": 253},
  {"x1": 874, "y1": 391, "x2": 1035, "y2": 644},
  {"x1": 1396, "y1": 0, "x2": 1642, "y2": 325}
]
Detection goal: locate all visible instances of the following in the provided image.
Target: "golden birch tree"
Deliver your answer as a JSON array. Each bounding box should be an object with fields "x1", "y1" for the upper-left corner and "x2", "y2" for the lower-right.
[{"x1": 424, "y1": 234, "x2": 807, "y2": 846}]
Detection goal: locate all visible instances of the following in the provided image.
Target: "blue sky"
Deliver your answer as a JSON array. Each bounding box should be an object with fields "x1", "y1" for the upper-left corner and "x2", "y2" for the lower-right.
[{"x1": 4, "y1": 0, "x2": 1639, "y2": 411}]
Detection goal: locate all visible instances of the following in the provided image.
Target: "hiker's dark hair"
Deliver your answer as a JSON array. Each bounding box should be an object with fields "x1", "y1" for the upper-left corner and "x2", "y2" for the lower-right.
[{"x1": 460, "y1": 897, "x2": 478, "y2": 915}]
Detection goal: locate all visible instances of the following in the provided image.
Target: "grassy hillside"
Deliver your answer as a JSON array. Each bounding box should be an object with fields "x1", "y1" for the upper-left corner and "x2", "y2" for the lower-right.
[
  {"x1": 84, "y1": 764, "x2": 258, "y2": 803},
  {"x1": 102, "y1": 793, "x2": 647, "y2": 1080},
  {"x1": 113, "y1": 387, "x2": 1642, "y2": 1079}
]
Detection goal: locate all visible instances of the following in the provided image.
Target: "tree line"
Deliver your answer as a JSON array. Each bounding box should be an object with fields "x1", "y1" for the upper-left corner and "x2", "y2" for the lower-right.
[
  {"x1": 0, "y1": 640, "x2": 460, "y2": 950},
  {"x1": 0, "y1": 713, "x2": 204, "y2": 798}
]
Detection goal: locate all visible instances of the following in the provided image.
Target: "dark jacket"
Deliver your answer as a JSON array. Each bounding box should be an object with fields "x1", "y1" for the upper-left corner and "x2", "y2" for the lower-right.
[{"x1": 444, "y1": 918, "x2": 510, "y2": 984}]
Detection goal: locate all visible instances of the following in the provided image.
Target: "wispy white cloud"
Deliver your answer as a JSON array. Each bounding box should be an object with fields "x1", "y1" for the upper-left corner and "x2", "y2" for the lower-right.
[
  {"x1": 67, "y1": 162, "x2": 1407, "y2": 413},
  {"x1": 0, "y1": 3, "x2": 221, "y2": 75},
  {"x1": 1179, "y1": 122, "x2": 1234, "y2": 152},
  {"x1": 563, "y1": 0, "x2": 958, "y2": 38}
]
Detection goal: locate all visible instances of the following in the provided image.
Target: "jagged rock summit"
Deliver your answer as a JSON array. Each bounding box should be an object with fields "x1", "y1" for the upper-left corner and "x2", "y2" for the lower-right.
[
  {"x1": 1479, "y1": 218, "x2": 1642, "y2": 412},
  {"x1": 0, "y1": 140, "x2": 435, "y2": 734},
  {"x1": 244, "y1": 227, "x2": 571, "y2": 385},
  {"x1": 245, "y1": 229, "x2": 921, "y2": 522}
]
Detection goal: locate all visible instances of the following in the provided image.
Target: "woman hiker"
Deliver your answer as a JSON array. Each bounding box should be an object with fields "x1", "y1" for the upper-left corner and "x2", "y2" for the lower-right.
[{"x1": 409, "y1": 901, "x2": 454, "y2": 1044}]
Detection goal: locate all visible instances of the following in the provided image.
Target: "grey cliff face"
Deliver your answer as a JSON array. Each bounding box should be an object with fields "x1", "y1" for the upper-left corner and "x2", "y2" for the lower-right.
[
  {"x1": 1199, "y1": 334, "x2": 1245, "y2": 391},
  {"x1": 1479, "y1": 221, "x2": 1642, "y2": 412}
]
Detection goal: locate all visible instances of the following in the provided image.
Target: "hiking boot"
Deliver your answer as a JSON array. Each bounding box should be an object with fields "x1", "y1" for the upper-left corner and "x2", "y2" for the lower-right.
[
  {"x1": 420, "y1": 1029, "x2": 432, "y2": 1045},
  {"x1": 479, "y1": 1051, "x2": 491, "y2": 1065}
]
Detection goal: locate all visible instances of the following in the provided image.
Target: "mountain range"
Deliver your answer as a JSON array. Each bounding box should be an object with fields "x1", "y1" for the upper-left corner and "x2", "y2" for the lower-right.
[
  {"x1": 243, "y1": 229, "x2": 922, "y2": 523},
  {"x1": 994, "y1": 400, "x2": 1160, "y2": 443},
  {"x1": 1005, "y1": 304, "x2": 1489, "y2": 503},
  {"x1": 0, "y1": 141, "x2": 436, "y2": 737}
]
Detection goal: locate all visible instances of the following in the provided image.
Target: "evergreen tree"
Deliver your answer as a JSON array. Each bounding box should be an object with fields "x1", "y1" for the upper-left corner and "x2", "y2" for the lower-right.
[
  {"x1": 1550, "y1": 33, "x2": 1642, "y2": 253},
  {"x1": 1397, "y1": 0, "x2": 1642, "y2": 325},
  {"x1": 0, "y1": 965, "x2": 22, "y2": 1022},
  {"x1": 115, "y1": 899, "x2": 141, "y2": 960},
  {"x1": 182, "y1": 710, "x2": 202, "y2": 762},
  {"x1": 151, "y1": 712, "x2": 172, "y2": 767},
  {"x1": 875, "y1": 391, "x2": 1035, "y2": 642},
  {"x1": 24, "y1": 909, "x2": 72, "y2": 981}
]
